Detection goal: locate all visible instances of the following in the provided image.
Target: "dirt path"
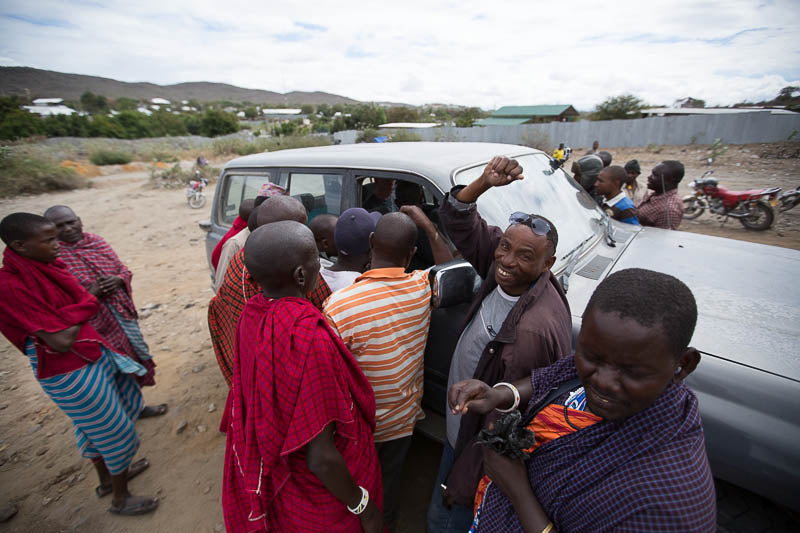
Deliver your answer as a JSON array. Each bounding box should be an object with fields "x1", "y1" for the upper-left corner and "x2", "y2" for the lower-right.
[{"x1": 0, "y1": 142, "x2": 798, "y2": 532}]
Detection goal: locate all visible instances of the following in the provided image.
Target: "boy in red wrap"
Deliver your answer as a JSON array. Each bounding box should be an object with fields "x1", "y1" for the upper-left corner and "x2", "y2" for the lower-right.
[
  {"x1": 221, "y1": 220, "x2": 383, "y2": 532},
  {"x1": 0, "y1": 213, "x2": 159, "y2": 516}
]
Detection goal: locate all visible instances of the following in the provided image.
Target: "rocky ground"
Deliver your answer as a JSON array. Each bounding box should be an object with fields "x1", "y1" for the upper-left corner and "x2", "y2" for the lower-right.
[{"x1": 0, "y1": 142, "x2": 797, "y2": 532}]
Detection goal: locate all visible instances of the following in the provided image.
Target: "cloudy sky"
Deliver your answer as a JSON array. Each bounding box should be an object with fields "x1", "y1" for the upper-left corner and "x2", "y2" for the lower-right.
[{"x1": 1, "y1": 0, "x2": 798, "y2": 110}]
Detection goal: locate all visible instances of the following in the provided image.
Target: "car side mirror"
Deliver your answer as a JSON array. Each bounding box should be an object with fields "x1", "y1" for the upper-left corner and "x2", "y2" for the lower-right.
[
  {"x1": 429, "y1": 259, "x2": 480, "y2": 308},
  {"x1": 198, "y1": 220, "x2": 212, "y2": 232}
]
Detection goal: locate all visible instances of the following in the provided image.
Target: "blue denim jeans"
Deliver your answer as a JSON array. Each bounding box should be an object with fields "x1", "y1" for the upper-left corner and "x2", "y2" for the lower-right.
[{"x1": 426, "y1": 442, "x2": 475, "y2": 533}]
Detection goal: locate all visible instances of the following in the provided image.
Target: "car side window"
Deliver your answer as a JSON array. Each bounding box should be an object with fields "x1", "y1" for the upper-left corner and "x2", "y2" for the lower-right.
[
  {"x1": 221, "y1": 173, "x2": 272, "y2": 225},
  {"x1": 287, "y1": 172, "x2": 343, "y2": 220}
]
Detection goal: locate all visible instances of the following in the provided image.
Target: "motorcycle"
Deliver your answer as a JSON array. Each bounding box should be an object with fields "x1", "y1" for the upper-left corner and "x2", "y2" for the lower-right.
[
  {"x1": 777, "y1": 187, "x2": 800, "y2": 213},
  {"x1": 683, "y1": 170, "x2": 782, "y2": 231},
  {"x1": 186, "y1": 172, "x2": 209, "y2": 209}
]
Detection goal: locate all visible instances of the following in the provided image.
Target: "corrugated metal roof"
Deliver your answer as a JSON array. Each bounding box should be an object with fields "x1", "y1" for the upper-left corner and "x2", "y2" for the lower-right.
[
  {"x1": 475, "y1": 117, "x2": 531, "y2": 126},
  {"x1": 492, "y1": 105, "x2": 577, "y2": 117},
  {"x1": 641, "y1": 107, "x2": 798, "y2": 116},
  {"x1": 379, "y1": 122, "x2": 440, "y2": 128}
]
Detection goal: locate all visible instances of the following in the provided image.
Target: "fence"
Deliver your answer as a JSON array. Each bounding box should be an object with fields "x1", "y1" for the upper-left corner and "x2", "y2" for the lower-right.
[{"x1": 334, "y1": 111, "x2": 800, "y2": 148}]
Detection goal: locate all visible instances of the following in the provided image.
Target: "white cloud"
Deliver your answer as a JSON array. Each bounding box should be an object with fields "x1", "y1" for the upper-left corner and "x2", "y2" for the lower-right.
[{"x1": 0, "y1": 0, "x2": 798, "y2": 109}]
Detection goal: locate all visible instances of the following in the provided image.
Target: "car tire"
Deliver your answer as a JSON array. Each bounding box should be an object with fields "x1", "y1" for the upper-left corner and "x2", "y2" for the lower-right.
[{"x1": 715, "y1": 478, "x2": 799, "y2": 533}]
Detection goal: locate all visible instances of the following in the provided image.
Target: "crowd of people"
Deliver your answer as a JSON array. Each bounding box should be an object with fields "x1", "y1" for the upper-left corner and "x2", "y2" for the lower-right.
[
  {"x1": 0, "y1": 149, "x2": 716, "y2": 531},
  {"x1": 567, "y1": 139, "x2": 687, "y2": 230}
]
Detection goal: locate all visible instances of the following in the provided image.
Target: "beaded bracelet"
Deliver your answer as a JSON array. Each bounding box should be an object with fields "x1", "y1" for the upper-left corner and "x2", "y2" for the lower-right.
[
  {"x1": 493, "y1": 382, "x2": 520, "y2": 413},
  {"x1": 347, "y1": 486, "x2": 369, "y2": 515}
]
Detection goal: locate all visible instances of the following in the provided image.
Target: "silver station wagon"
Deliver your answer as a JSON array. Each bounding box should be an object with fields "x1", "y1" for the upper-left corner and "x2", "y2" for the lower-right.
[{"x1": 200, "y1": 142, "x2": 800, "y2": 513}]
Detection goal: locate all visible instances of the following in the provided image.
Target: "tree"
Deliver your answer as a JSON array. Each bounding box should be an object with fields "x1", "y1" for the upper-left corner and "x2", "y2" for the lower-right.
[
  {"x1": 317, "y1": 103, "x2": 332, "y2": 117},
  {"x1": 591, "y1": 94, "x2": 645, "y2": 120},
  {"x1": 387, "y1": 106, "x2": 419, "y2": 123},
  {"x1": 80, "y1": 91, "x2": 109, "y2": 114},
  {"x1": 115, "y1": 97, "x2": 139, "y2": 111},
  {"x1": 199, "y1": 109, "x2": 239, "y2": 137},
  {"x1": 300, "y1": 104, "x2": 314, "y2": 115},
  {"x1": 243, "y1": 106, "x2": 258, "y2": 119},
  {"x1": 454, "y1": 107, "x2": 485, "y2": 127}
]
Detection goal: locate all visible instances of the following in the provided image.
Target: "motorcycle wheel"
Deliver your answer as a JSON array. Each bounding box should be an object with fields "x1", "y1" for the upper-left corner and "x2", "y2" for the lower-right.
[
  {"x1": 188, "y1": 192, "x2": 206, "y2": 209},
  {"x1": 682, "y1": 198, "x2": 705, "y2": 220},
  {"x1": 739, "y1": 201, "x2": 774, "y2": 231}
]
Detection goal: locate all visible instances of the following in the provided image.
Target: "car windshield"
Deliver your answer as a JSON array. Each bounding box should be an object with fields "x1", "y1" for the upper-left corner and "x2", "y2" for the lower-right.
[{"x1": 453, "y1": 153, "x2": 605, "y2": 271}]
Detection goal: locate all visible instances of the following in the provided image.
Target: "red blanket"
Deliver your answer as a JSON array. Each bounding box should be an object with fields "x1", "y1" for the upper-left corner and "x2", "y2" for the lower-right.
[
  {"x1": 221, "y1": 295, "x2": 382, "y2": 532},
  {"x1": 0, "y1": 248, "x2": 105, "y2": 378},
  {"x1": 211, "y1": 216, "x2": 248, "y2": 271}
]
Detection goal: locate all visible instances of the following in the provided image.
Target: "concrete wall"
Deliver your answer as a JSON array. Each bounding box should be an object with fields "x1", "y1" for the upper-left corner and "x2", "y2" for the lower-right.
[{"x1": 333, "y1": 112, "x2": 800, "y2": 147}]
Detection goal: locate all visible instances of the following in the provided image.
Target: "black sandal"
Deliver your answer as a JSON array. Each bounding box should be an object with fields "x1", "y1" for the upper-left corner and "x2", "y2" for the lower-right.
[
  {"x1": 139, "y1": 404, "x2": 168, "y2": 418},
  {"x1": 95, "y1": 458, "x2": 150, "y2": 497},
  {"x1": 109, "y1": 496, "x2": 159, "y2": 516}
]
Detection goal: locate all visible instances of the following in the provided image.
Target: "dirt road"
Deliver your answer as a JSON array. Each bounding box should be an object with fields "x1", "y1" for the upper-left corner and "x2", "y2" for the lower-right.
[{"x1": 0, "y1": 143, "x2": 797, "y2": 532}]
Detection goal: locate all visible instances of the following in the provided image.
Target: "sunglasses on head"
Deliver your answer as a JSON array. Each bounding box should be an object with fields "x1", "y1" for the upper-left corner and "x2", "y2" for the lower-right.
[{"x1": 508, "y1": 212, "x2": 551, "y2": 236}]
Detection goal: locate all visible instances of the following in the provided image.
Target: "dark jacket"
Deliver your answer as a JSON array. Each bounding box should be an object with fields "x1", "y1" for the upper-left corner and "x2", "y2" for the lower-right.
[{"x1": 439, "y1": 187, "x2": 573, "y2": 505}]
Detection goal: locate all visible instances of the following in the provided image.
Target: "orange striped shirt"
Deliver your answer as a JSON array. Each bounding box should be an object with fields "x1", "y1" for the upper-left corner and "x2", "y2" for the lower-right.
[{"x1": 323, "y1": 267, "x2": 431, "y2": 442}]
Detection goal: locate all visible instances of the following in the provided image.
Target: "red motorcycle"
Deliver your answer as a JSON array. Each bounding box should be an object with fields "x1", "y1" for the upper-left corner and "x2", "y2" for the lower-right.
[{"x1": 683, "y1": 170, "x2": 782, "y2": 231}]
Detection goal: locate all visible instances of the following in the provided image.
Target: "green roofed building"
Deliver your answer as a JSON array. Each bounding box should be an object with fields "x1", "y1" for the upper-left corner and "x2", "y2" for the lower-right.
[{"x1": 475, "y1": 105, "x2": 579, "y2": 125}]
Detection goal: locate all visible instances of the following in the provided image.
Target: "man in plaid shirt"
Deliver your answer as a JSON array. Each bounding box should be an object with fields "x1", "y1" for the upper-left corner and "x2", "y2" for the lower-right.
[
  {"x1": 637, "y1": 160, "x2": 686, "y2": 230},
  {"x1": 208, "y1": 196, "x2": 331, "y2": 386}
]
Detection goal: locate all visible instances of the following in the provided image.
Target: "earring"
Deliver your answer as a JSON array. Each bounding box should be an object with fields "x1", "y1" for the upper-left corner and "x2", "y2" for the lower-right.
[{"x1": 674, "y1": 366, "x2": 682, "y2": 375}]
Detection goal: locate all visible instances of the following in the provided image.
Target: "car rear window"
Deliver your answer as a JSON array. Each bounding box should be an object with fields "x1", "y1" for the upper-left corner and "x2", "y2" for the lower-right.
[{"x1": 220, "y1": 173, "x2": 273, "y2": 225}]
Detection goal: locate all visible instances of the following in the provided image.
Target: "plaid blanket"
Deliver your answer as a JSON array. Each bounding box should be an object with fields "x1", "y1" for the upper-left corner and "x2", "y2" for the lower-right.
[
  {"x1": 477, "y1": 355, "x2": 716, "y2": 532},
  {"x1": 58, "y1": 233, "x2": 155, "y2": 386},
  {"x1": 221, "y1": 295, "x2": 381, "y2": 531}
]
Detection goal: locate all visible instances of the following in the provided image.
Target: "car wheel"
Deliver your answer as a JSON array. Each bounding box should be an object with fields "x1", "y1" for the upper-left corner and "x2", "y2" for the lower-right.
[{"x1": 716, "y1": 478, "x2": 799, "y2": 532}]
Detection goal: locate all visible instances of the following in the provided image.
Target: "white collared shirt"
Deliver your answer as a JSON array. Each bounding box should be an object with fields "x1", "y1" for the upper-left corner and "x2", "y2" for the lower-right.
[{"x1": 605, "y1": 191, "x2": 628, "y2": 207}]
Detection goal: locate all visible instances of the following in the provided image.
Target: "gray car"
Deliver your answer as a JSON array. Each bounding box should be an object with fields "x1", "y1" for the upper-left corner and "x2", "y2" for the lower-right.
[{"x1": 200, "y1": 142, "x2": 800, "y2": 512}]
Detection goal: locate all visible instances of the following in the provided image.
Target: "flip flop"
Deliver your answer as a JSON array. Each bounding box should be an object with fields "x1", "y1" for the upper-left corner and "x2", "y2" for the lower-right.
[
  {"x1": 95, "y1": 458, "x2": 150, "y2": 497},
  {"x1": 139, "y1": 404, "x2": 168, "y2": 418},
  {"x1": 109, "y1": 496, "x2": 159, "y2": 516}
]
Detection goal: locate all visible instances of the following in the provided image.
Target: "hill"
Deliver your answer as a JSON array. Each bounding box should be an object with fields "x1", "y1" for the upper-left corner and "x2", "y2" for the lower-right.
[{"x1": 0, "y1": 66, "x2": 359, "y2": 105}]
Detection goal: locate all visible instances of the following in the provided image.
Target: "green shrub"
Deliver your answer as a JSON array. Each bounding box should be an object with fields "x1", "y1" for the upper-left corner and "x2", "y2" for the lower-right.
[
  {"x1": 148, "y1": 151, "x2": 179, "y2": 163},
  {"x1": 0, "y1": 147, "x2": 88, "y2": 197},
  {"x1": 646, "y1": 143, "x2": 662, "y2": 154},
  {"x1": 389, "y1": 131, "x2": 422, "y2": 142},
  {"x1": 90, "y1": 149, "x2": 133, "y2": 165},
  {"x1": 709, "y1": 138, "x2": 728, "y2": 163},
  {"x1": 356, "y1": 129, "x2": 381, "y2": 143},
  {"x1": 211, "y1": 135, "x2": 331, "y2": 156}
]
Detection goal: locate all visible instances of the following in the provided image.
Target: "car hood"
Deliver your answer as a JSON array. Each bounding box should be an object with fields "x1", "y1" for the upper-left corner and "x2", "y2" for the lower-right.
[{"x1": 611, "y1": 228, "x2": 800, "y2": 382}]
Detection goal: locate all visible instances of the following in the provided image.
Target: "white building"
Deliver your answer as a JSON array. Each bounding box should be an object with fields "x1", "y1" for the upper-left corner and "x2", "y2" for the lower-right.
[
  {"x1": 32, "y1": 98, "x2": 63, "y2": 105},
  {"x1": 22, "y1": 104, "x2": 77, "y2": 116},
  {"x1": 151, "y1": 97, "x2": 171, "y2": 105},
  {"x1": 137, "y1": 106, "x2": 153, "y2": 116}
]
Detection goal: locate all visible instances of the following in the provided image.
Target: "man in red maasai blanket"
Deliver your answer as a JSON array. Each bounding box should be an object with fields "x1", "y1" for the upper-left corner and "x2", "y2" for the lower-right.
[
  {"x1": 0, "y1": 213, "x2": 161, "y2": 516},
  {"x1": 44, "y1": 205, "x2": 159, "y2": 389},
  {"x1": 208, "y1": 196, "x2": 332, "y2": 386},
  {"x1": 221, "y1": 221, "x2": 383, "y2": 532},
  {"x1": 211, "y1": 202, "x2": 250, "y2": 272}
]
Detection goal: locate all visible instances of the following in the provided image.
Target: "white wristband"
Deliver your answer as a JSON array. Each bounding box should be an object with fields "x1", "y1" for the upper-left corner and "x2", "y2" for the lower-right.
[
  {"x1": 493, "y1": 382, "x2": 520, "y2": 413},
  {"x1": 347, "y1": 486, "x2": 369, "y2": 515}
]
